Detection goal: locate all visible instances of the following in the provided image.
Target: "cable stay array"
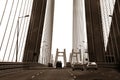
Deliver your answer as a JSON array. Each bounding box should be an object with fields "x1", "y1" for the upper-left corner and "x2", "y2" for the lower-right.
[{"x1": 0, "y1": 0, "x2": 33, "y2": 62}]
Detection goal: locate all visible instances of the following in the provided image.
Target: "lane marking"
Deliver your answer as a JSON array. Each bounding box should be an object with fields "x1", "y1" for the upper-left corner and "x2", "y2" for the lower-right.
[
  {"x1": 67, "y1": 70, "x2": 74, "y2": 77},
  {"x1": 73, "y1": 76, "x2": 76, "y2": 79},
  {"x1": 40, "y1": 72, "x2": 43, "y2": 74},
  {"x1": 36, "y1": 73, "x2": 39, "y2": 76},
  {"x1": 32, "y1": 75, "x2": 35, "y2": 78},
  {"x1": 115, "y1": 76, "x2": 119, "y2": 79},
  {"x1": 101, "y1": 73, "x2": 104, "y2": 75},
  {"x1": 71, "y1": 73, "x2": 73, "y2": 76}
]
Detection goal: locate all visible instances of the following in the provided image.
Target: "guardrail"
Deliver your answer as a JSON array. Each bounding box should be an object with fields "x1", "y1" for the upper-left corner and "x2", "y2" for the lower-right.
[
  {"x1": 0, "y1": 62, "x2": 45, "y2": 70},
  {"x1": 98, "y1": 63, "x2": 119, "y2": 69}
]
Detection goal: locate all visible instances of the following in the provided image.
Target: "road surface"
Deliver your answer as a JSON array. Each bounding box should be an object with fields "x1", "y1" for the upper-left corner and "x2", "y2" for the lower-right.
[
  {"x1": 0, "y1": 68, "x2": 120, "y2": 80},
  {"x1": 0, "y1": 69, "x2": 73, "y2": 80}
]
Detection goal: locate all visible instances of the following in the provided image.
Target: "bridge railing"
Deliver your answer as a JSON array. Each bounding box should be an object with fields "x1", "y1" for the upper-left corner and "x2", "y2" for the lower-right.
[{"x1": 0, "y1": 62, "x2": 45, "y2": 70}]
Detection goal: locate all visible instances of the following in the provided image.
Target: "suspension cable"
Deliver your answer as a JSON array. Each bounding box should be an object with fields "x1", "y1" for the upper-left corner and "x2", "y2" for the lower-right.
[
  {"x1": 18, "y1": 0, "x2": 30, "y2": 61},
  {"x1": 0, "y1": 0, "x2": 11, "y2": 50},
  {"x1": 12, "y1": 0, "x2": 28, "y2": 62},
  {"x1": 16, "y1": 0, "x2": 29, "y2": 62},
  {"x1": 11, "y1": 0, "x2": 25, "y2": 62},
  {"x1": 2, "y1": 0, "x2": 15, "y2": 61},
  {"x1": 11, "y1": 29, "x2": 17, "y2": 62},
  {"x1": 0, "y1": 0, "x2": 8, "y2": 25},
  {"x1": 17, "y1": 0, "x2": 28, "y2": 58},
  {"x1": 7, "y1": 0, "x2": 20, "y2": 61},
  {"x1": 20, "y1": 0, "x2": 34, "y2": 61}
]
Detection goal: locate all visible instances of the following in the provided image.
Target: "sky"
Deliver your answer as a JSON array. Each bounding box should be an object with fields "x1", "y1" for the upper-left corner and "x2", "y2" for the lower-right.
[{"x1": 52, "y1": 0, "x2": 73, "y2": 62}]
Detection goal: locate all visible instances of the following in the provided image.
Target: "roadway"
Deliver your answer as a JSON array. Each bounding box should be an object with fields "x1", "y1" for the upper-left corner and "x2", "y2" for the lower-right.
[
  {"x1": 0, "y1": 68, "x2": 73, "y2": 80},
  {"x1": 0, "y1": 68, "x2": 120, "y2": 80}
]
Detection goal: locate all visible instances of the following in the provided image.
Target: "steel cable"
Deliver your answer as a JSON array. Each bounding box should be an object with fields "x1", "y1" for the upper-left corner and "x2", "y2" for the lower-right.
[
  {"x1": 0, "y1": 0, "x2": 8, "y2": 25},
  {"x1": 5, "y1": 0, "x2": 20, "y2": 61},
  {"x1": 15, "y1": 0, "x2": 29, "y2": 62},
  {"x1": 2, "y1": 0, "x2": 15, "y2": 61},
  {"x1": 11, "y1": 0, "x2": 25, "y2": 62},
  {"x1": 20, "y1": 0, "x2": 34, "y2": 61},
  {"x1": 18, "y1": 0, "x2": 31, "y2": 61},
  {"x1": 12, "y1": 0, "x2": 27, "y2": 62}
]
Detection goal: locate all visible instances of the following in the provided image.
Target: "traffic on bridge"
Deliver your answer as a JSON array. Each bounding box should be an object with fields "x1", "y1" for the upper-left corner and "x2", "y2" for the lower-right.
[{"x1": 0, "y1": 0, "x2": 120, "y2": 80}]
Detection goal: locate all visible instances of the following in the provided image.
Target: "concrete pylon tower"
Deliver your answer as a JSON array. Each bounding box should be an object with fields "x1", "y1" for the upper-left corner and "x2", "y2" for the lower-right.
[
  {"x1": 85, "y1": 0, "x2": 105, "y2": 63},
  {"x1": 55, "y1": 49, "x2": 67, "y2": 67},
  {"x1": 73, "y1": 0, "x2": 87, "y2": 63},
  {"x1": 23, "y1": 0, "x2": 47, "y2": 62},
  {"x1": 40, "y1": 0, "x2": 54, "y2": 64}
]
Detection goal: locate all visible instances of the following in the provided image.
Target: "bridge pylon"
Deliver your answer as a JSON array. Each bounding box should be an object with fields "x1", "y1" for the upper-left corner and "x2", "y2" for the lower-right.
[
  {"x1": 55, "y1": 48, "x2": 66, "y2": 67},
  {"x1": 70, "y1": 49, "x2": 81, "y2": 64}
]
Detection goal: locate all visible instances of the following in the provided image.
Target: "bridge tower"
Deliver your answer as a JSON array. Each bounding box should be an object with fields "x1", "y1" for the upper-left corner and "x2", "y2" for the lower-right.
[
  {"x1": 70, "y1": 49, "x2": 81, "y2": 64},
  {"x1": 85, "y1": 0, "x2": 105, "y2": 64},
  {"x1": 55, "y1": 49, "x2": 67, "y2": 67},
  {"x1": 23, "y1": 0, "x2": 47, "y2": 62}
]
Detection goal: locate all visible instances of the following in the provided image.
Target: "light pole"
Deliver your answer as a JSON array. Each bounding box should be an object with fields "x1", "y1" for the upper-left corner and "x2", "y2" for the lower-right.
[{"x1": 16, "y1": 15, "x2": 29, "y2": 62}]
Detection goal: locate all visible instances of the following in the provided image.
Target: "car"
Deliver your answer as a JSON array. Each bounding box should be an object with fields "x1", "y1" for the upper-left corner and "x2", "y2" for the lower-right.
[
  {"x1": 66, "y1": 62, "x2": 71, "y2": 68},
  {"x1": 48, "y1": 63, "x2": 53, "y2": 67},
  {"x1": 56, "y1": 61, "x2": 62, "y2": 68},
  {"x1": 86, "y1": 62, "x2": 98, "y2": 70},
  {"x1": 72, "y1": 63, "x2": 84, "y2": 71}
]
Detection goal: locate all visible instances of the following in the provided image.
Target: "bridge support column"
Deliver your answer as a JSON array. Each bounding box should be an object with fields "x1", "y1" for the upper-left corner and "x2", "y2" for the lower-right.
[
  {"x1": 105, "y1": 0, "x2": 120, "y2": 64},
  {"x1": 85, "y1": 0, "x2": 105, "y2": 64},
  {"x1": 23, "y1": 0, "x2": 47, "y2": 62},
  {"x1": 40, "y1": 0, "x2": 55, "y2": 64},
  {"x1": 73, "y1": 0, "x2": 87, "y2": 62}
]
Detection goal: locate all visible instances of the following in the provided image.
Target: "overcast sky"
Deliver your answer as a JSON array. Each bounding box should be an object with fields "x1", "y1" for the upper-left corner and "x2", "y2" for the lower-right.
[{"x1": 52, "y1": 0, "x2": 73, "y2": 62}]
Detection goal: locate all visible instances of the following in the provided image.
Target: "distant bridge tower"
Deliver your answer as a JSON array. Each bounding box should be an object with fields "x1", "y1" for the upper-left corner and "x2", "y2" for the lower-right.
[
  {"x1": 55, "y1": 49, "x2": 66, "y2": 67},
  {"x1": 70, "y1": 49, "x2": 81, "y2": 64}
]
